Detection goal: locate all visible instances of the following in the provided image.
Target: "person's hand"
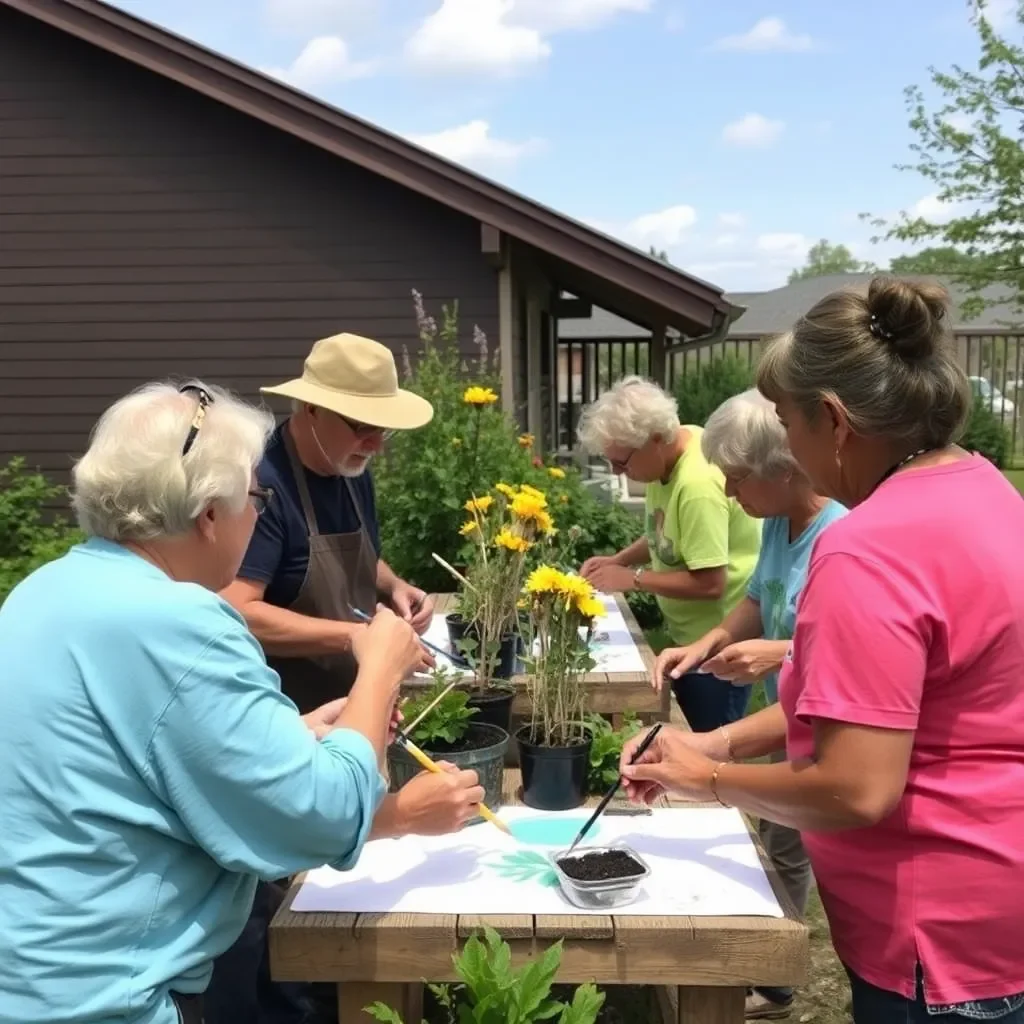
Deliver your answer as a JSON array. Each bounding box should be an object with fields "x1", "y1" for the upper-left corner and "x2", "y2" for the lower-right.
[
  {"x1": 352, "y1": 606, "x2": 433, "y2": 695},
  {"x1": 579, "y1": 554, "x2": 618, "y2": 579},
  {"x1": 619, "y1": 725, "x2": 720, "y2": 805},
  {"x1": 700, "y1": 639, "x2": 782, "y2": 685},
  {"x1": 303, "y1": 697, "x2": 403, "y2": 743},
  {"x1": 651, "y1": 640, "x2": 715, "y2": 691},
  {"x1": 393, "y1": 763, "x2": 485, "y2": 835},
  {"x1": 391, "y1": 581, "x2": 434, "y2": 635},
  {"x1": 584, "y1": 562, "x2": 635, "y2": 594}
]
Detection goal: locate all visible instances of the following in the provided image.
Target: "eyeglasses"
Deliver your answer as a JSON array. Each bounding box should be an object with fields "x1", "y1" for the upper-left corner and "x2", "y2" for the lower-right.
[
  {"x1": 606, "y1": 450, "x2": 637, "y2": 475},
  {"x1": 338, "y1": 413, "x2": 394, "y2": 442},
  {"x1": 179, "y1": 383, "x2": 213, "y2": 457},
  {"x1": 248, "y1": 486, "x2": 274, "y2": 515}
]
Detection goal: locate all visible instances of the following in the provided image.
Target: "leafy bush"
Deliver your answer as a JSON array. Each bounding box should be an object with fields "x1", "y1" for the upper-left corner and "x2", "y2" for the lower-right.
[
  {"x1": 374, "y1": 292, "x2": 648, "y2": 593},
  {"x1": 365, "y1": 927, "x2": 604, "y2": 1024},
  {"x1": 585, "y1": 711, "x2": 642, "y2": 793},
  {"x1": 673, "y1": 355, "x2": 753, "y2": 427},
  {"x1": 401, "y1": 669, "x2": 477, "y2": 748},
  {"x1": 0, "y1": 458, "x2": 83, "y2": 604},
  {"x1": 960, "y1": 396, "x2": 1011, "y2": 468}
]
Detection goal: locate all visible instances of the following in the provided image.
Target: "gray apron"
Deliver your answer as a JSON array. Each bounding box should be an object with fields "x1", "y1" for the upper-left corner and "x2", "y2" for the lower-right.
[{"x1": 266, "y1": 429, "x2": 378, "y2": 715}]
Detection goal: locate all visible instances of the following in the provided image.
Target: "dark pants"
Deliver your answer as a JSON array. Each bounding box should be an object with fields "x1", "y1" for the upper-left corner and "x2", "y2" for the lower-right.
[
  {"x1": 670, "y1": 671, "x2": 749, "y2": 733},
  {"x1": 846, "y1": 964, "x2": 1024, "y2": 1024},
  {"x1": 204, "y1": 880, "x2": 334, "y2": 1024}
]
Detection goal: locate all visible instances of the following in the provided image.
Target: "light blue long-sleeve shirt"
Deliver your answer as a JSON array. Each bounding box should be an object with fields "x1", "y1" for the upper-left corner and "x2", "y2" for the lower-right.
[{"x1": 0, "y1": 538, "x2": 386, "y2": 1024}]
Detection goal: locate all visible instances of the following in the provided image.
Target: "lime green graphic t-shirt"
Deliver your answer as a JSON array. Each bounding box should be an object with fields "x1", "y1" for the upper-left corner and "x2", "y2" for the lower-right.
[{"x1": 644, "y1": 426, "x2": 762, "y2": 646}]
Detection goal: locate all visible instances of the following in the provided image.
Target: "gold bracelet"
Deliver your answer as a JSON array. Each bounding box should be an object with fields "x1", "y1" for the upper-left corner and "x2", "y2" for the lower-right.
[
  {"x1": 710, "y1": 761, "x2": 731, "y2": 807},
  {"x1": 718, "y1": 724, "x2": 734, "y2": 761}
]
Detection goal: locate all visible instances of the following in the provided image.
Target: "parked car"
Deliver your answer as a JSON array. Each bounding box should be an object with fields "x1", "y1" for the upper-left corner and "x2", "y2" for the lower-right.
[{"x1": 968, "y1": 376, "x2": 1015, "y2": 415}]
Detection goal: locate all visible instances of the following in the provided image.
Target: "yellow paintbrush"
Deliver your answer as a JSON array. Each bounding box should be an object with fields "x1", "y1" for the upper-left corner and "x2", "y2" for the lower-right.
[{"x1": 393, "y1": 729, "x2": 511, "y2": 835}]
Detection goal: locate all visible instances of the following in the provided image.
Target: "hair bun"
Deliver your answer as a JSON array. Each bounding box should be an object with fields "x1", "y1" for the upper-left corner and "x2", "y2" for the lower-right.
[{"x1": 865, "y1": 276, "x2": 950, "y2": 361}]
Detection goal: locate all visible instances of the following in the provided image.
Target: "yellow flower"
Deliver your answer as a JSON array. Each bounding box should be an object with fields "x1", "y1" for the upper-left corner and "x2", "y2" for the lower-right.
[
  {"x1": 495, "y1": 529, "x2": 531, "y2": 554},
  {"x1": 557, "y1": 573, "x2": 593, "y2": 603},
  {"x1": 464, "y1": 386, "x2": 498, "y2": 406},
  {"x1": 464, "y1": 495, "x2": 494, "y2": 514},
  {"x1": 511, "y1": 492, "x2": 548, "y2": 524},
  {"x1": 494, "y1": 482, "x2": 516, "y2": 499},
  {"x1": 547, "y1": 466, "x2": 566, "y2": 479},
  {"x1": 577, "y1": 596, "x2": 606, "y2": 620},
  {"x1": 559, "y1": 494, "x2": 569, "y2": 504},
  {"x1": 525, "y1": 565, "x2": 565, "y2": 595},
  {"x1": 517, "y1": 433, "x2": 535, "y2": 448},
  {"x1": 451, "y1": 437, "x2": 462, "y2": 447},
  {"x1": 519, "y1": 484, "x2": 546, "y2": 500},
  {"x1": 534, "y1": 508, "x2": 555, "y2": 535},
  {"x1": 459, "y1": 520, "x2": 479, "y2": 537}
]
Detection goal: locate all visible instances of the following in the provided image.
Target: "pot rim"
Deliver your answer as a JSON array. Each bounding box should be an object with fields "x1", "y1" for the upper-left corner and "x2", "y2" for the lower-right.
[
  {"x1": 514, "y1": 722, "x2": 592, "y2": 752},
  {"x1": 390, "y1": 721, "x2": 511, "y2": 758}
]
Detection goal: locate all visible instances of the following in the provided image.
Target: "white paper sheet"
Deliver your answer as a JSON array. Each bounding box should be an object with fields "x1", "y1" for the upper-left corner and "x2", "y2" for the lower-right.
[
  {"x1": 291, "y1": 806, "x2": 783, "y2": 918},
  {"x1": 420, "y1": 592, "x2": 647, "y2": 678}
]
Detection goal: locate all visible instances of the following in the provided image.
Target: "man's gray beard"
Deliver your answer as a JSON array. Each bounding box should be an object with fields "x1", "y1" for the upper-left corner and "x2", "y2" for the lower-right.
[{"x1": 336, "y1": 458, "x2": 371, "y2": 479}]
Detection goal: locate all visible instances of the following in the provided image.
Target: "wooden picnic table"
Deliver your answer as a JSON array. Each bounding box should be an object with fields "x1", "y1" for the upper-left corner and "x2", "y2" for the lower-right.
[
  {"x1": 269, "y1": 770, "x2": 809, "y2": 1024},
  {"x1": 402, "y1": 592, "x2": 671, "y2": 725}
]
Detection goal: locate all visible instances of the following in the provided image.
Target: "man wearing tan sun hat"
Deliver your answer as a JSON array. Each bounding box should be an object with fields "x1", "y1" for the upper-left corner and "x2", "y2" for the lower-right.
[{"x1": 221, "y1": 332, "x2": 437, "y2": 717}]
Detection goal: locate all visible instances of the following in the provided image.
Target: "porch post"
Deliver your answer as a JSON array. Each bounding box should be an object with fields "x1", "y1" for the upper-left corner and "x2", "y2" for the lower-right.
[{"x1": 651, "y1": 321, "x2": 668, "y2": 389}]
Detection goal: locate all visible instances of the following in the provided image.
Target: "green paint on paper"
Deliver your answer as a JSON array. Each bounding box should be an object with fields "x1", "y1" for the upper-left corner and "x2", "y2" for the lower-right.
[
  {"x1": 488, "y1": 849, "x2": 559, "y2": 887},
  {"x1": 508, "y1": 816, "x2": 601, "y2": 847}
]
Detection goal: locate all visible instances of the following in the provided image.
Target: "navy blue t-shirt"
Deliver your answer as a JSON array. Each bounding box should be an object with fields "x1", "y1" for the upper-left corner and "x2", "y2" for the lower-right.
[{"x1": 239, "y1": 423, "x2": 381, "y2": 609}]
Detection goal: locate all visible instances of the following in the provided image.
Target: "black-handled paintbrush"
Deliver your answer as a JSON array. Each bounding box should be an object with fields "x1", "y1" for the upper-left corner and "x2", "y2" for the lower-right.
[
  {"x1": 565, "y1": 722, "x2": 663, "y2": 855},
  {"x1": 348, "y1": 606, "x2": 473, "y2": 670}
]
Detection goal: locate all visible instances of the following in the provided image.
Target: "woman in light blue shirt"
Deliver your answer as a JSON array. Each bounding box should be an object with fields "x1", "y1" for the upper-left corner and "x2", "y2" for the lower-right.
[
  {"x1": 0, "y1": 381, "x2": 483, "y2": 1024},
  {"x1": 653, "y1": 386, "x2": 846, "y2": 1021}
]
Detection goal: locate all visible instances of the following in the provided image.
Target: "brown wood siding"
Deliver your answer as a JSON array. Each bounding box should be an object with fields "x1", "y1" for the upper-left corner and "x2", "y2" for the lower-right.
[{"x1": 0, "y1": 8, "x2": 499, "y2": 485}]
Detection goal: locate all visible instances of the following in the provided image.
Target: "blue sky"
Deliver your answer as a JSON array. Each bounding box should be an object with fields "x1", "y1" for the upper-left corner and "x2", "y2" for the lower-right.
[{"x1": 109, "y1": 0, "x2": 1012, "y2": 292}]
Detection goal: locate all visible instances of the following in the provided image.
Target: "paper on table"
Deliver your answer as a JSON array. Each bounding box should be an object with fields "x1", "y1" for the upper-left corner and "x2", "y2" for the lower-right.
[
  {"x1": 416, "y1": 592, "x2": 647, "y2": 678},
  {"x1": 291, "y1": 806, "x2": 784, "y2": 918}
]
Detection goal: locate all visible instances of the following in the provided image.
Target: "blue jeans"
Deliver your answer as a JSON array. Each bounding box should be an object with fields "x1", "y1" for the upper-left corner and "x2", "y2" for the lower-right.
[
  {"x1": 846, "y1": 965, "x2": 1024, "y2": 1023},
  {"x1": 670, "y1": 671, "x2": 749, "y2": 732}
]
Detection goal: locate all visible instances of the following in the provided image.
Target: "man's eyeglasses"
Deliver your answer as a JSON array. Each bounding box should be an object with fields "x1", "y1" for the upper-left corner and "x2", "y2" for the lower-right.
[
  {"x1": 606, "y1": 450, "x2": 637, "y2": 475},
  {"x1": 180, "y1": 383, "x2": 213, "y2": 457},
  {"x1": 338, "y1": 413, "x2": 394, "y2": 442},
  {"x1": 248, "y1": 486, "x2": 274, "y2": 516}
]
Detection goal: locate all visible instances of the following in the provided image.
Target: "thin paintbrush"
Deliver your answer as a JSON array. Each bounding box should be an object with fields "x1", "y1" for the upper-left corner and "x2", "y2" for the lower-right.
[
  {"x1": 401, "y1": 678, "x2": 460, "y2": 735},
  {"x1": 565, "y1": 722, "x2": 663, "y2": 855},
  {"x1": 348, "y1": 606, "x2": 472, "y2": 670}
]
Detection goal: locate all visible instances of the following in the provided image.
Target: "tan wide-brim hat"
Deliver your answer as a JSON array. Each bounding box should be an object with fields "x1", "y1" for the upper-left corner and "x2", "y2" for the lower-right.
[{"x1": 261, "y1": 333, "x2": 434, "y2": 430}]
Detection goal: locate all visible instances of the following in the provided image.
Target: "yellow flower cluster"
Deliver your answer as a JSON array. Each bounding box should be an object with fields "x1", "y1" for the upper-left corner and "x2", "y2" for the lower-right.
[
  {"x1": 547, "y1": 466, "x2": 565, "y2": 479},
  {"x1": 495, "y1": 529, "x2": 531, "y2": 553},
  {"x1": 524, "y1": 565, "x2": 605, "y2": 621},
  {"x1": 463, "y1": 386, "x2": 498, "y2": 406},
  {"x1": 464, "y1": 495, "x2": 494, "y2": 514},
  {"x1": 510, "y1": 489, "x2": 554, "y2": 535},
  {"x1": 517, "y1": 433, "x2": 535, "y2": 448}
]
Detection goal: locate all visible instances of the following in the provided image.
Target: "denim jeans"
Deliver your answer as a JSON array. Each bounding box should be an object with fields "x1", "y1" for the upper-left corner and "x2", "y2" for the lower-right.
[
  {"x1": 846, "y1": 964, "x2": 1024, "y2": 1023},
  {"x1": 670, "y1": 670, "x2": 750, "y2": 732}
]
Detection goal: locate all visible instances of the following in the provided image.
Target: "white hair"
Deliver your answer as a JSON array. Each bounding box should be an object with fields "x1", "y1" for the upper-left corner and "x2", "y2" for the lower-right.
[
  {"x1": 577, "y1": 376, "x2": 680, "y2": 453},
  {"x1": 701, "y1": 388, "x2": 798, "y2": 478},
  {"x1": 71, "y1": 381, "x2": 276, "y2": 542}
]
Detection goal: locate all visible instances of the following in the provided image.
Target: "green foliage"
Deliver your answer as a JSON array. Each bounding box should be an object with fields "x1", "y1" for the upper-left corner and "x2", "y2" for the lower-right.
[
  {"x1": 365, "y1": 928, "x2": 605, "y2": 1024},
  {"x1": 402, "y1": 669, "x2": 478, "y2": 748},
  {"x1": 624, "y1": 590, "x2": 662, "y2": 630},
  {"x1": 960, "y1": 395, "x2": 1011, "y2": 467},
  {"x1": 865, "y1": 1, "x2": 1024, "y2": 320},
  {"x1": 673, "y1": 356, "x2": 753, "y2": 428},
  {"x1": 585, "y1": 711, "x2": 643, "y2": 793},
  {"x1": 787, "y1": 239, "x2": 876, "y2": 283},
  {"x1": 375, "y1": 291, "x2": 651, "y2": 593},
  {"x1": 0, "y1": 458, "x2": 83, "y2": 605},
  {"x1": 889, "y1": 246, "x2": 980, "y2": 276}
]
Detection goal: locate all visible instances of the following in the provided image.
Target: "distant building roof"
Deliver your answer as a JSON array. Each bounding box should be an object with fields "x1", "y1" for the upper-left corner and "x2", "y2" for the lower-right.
[{"x1": 557, "y1": 307, "x2": 680, "y2": 341}]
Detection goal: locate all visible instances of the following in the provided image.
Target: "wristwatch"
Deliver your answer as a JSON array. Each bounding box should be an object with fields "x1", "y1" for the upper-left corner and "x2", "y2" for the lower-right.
[{"x1": 633, "y1": 566, "x2": 646, "y2": 590}]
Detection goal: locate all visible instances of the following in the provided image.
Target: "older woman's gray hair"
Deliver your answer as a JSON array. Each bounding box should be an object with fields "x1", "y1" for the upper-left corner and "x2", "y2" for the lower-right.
[
  {"x1": 72, "y1": 381, "x2": 275, "y2": 542},
  {"x1": 701, "y1": 388, "x2": 799, "y2": 479},
  {"x1": 577, "y1": 375, "x2": 680, "y2": 453}
]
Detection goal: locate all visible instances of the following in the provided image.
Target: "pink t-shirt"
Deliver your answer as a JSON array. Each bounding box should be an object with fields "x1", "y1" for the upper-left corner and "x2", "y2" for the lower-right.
[{"x1": 778, "y1": 455, "x2": 1024, "y2": 1005}]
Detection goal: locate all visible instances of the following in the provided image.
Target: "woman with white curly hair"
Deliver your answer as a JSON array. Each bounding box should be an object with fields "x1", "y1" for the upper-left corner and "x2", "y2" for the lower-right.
[{"x1": 0, "y1": 381, "x2": 482, "y2": 1024}]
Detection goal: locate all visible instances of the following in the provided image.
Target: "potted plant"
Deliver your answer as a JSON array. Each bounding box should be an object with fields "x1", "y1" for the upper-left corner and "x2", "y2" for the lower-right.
[
  {"x1": 584, "y1": 711, "x2": 643, "y2": 796},
  {"x1": 515, "y1": 566, "x2": 605, "y2": 810},
  {"x1": 438, "y1": 483, "x2": 554, "y2": 733},
  {"x1": 364, "y1": 927, "x2": 605, "y2": 1024},
  {"x1": 386, "y1": 669, "x2": 509, "y2": 819}
]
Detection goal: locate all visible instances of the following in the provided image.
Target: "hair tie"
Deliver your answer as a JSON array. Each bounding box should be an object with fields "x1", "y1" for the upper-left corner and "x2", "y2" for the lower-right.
[{"x1": 869, "y1": 315, "x2": 895, "y2": 342}]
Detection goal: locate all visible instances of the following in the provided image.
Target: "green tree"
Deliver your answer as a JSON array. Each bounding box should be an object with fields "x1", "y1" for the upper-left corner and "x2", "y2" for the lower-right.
[
  {"x1": 787, "y1": 239, "x2": 876, "y2": 283},
  {"x1": 889, "y1": 246, "x2": 979, "y2": 275},
  {"x1": 648, "y1": 246, "x2": 671, "y2": 263},
  {"x1": 867, "y1": 0, "x2": 1024, "y2": 320}
]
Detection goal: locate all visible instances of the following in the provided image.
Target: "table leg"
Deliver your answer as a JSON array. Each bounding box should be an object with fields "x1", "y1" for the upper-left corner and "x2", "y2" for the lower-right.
[
  {"x1": 675, "y1": 986, "x2": 745, "y2": 1024},
  {"x1": 337, "y1": 982, "x2": 423, "y2": 1022}
]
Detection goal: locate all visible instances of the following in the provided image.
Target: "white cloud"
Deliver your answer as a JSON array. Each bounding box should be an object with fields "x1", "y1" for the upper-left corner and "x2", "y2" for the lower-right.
[
  {"x1": 405, "y1": 120, "x2": 545, "y2": 170},
  {"x1": 625, "y1": 205, "x2": 698, "y2": 247},
  {"x1": 713, "y1": 17, "x2": 816, "y2": 53},
  {"x1": 714, "y1": 233, "x2": 739, "y2": 248},
  {"x1": 721, "y1": 113, "x2": 784, "y2": 148},
  {"x1": 976, "y1": 0, "x2": 1016, "y2": 29},
  {"x1": 718, "y1": 212, "x2": 746, "y2": 228},
  {"x1": 664, "y1": 9, "x2": 685, "y2": 33},
  {"x1": 910, "y1": 193, "x2": 966, "y2": 224},
  {"x1": 405, "y1": 0, "x2": 550, "y2": 76},
  {"x1": 757, "y1": 232, "x2": 811, "y2": 259},
  {"x1": 508, "y1": 0, "x2": 651, "y2": 33},
  {"x1": 264, "y1": 0, "x2": 378, "y2": 35},
  {"x1": 262, "y1": 36, "x2": 376, "y2": 88}
]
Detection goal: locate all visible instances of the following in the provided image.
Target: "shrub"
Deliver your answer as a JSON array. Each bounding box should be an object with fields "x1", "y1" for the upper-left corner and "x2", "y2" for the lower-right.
[
  {"x1": 960, "y1": 396, "x2": 1011, "y2": 468},
  {"x1": 673, "y1": 355, "x2": 753, "y2": 427},
  {"x1": 0, "y1": 457, "x2": 83, "y2": 604}
]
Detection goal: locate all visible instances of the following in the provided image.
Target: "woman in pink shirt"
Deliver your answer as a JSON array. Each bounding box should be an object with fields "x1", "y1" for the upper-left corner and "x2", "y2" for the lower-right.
[{"x1": 621, "y1": 277, "x2": 1024, "y2": 1023}]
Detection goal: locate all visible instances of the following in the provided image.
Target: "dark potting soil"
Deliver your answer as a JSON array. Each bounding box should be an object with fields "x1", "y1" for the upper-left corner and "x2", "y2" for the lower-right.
[
  {"x1": 422, "y1": 723, "x2": 496, "y2": 756},
  {"x1": 556, "y1": 850, "x2": 645, "y2": 882}
]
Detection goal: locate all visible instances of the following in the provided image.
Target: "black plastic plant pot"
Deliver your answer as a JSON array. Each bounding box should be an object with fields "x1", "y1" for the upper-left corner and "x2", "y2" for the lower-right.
[
  {"x1": 515, "y1": 726, "x2": 592, "y2": 811},
  {"x1": 387, "y1": 723, "x2": 509, "y2": 825},
  {"x1": 465, "y1": 683, "x2": 515, "y2": 733},
  {"x1": 445, "y1": 612, "x2": 473, "y2": 649}
]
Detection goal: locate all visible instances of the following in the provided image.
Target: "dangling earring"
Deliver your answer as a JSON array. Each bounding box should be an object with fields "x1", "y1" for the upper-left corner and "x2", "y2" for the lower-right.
[{"x1": 834, "y1": 446, "x2": 842, "y2": 473}]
